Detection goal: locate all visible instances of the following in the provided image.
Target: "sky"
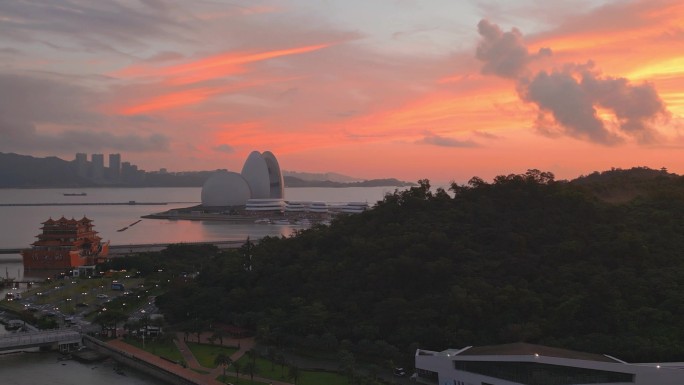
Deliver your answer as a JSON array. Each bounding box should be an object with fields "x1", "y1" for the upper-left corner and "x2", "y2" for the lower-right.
[{"x1": 1, "y1": 0, "x2": 683, "y2": 184}]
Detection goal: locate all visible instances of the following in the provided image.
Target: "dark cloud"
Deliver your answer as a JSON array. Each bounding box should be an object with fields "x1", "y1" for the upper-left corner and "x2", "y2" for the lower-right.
[
  {"x1": 418, "y1": 134, "x2": 478, "y2": 148},
  {"x1": 518, "y1": 66, "x2": 666, "y2": 144},
  {"x1": 0, "y1": 0, "x2": 186, "y2": 51},
  {"x1": 476, "y1": 20, "x2": 667, "y2": 145},
  {"x1": 580, "y1": 71, "x2": 666, "y2": 143},
  {"x1": 0, "y1": 47, "x2": 22, "y2": 55},
  {"x1": 214, "y1": 144, "x2": 235, "y2": 153},
  {"x1": 473, "y1": 130, "x2": 500, "y2": 139},
  {"x1": 0, "y1": 72, "x2": 169, "y2": 153},
  {"x1": 144, "y1": 51, "x2": 186, "y2": 62},
  {"x1": 0, "y1": 73, "x2": 100, "y2": 125},
  {"x1": 476, "y1": 19, "x2": 550, "y2": 79},
  {"x1": 0, "y1": 118, "x2": 169, "y2": 153},
  {"x1": 519, "y1": 69, "x2": 621, "y2": 144}
]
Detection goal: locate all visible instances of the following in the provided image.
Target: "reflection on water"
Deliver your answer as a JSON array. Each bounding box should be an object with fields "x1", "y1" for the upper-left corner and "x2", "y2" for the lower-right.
[
  {"x1": 0, "y1": 351, "x2": 166, "y2": 385},
  {"x1": 0, "y1": 186, "x2": 403, "y2": 383},
  {"x1": 0, "y1": 186, "x2": 399, "y2": 281}
]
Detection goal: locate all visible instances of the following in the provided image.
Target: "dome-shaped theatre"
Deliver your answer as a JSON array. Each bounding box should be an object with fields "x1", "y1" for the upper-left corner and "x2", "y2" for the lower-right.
[
  {"x1": 201, "y1": 171, "x2": 251, "y2": 207},
  {"x1": 201, "y1": 151, "x2": 285, "y2": 207}
]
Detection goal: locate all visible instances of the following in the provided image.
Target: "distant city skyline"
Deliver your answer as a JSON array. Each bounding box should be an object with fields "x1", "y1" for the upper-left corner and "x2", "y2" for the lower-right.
[
  {"x1": 0, "y1": 1, "x2": 682, "y2": 183},
  {"x1": 73, "y1": 152, "x2": 146, "y2": 184}
]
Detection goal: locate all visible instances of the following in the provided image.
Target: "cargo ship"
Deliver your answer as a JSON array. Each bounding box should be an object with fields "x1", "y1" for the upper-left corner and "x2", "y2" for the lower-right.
[{"x1": 22, "y1": 216, "x2": 109, "y2": 270}]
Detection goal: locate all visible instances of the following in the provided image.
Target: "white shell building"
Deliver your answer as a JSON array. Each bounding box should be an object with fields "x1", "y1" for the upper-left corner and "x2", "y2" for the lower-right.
[
  {"x1": 201, "y1": 151, "x2": 285, "y2": 207},
  {"x1": 200, "y1": 171, "x2": 252, "y2": 207}
]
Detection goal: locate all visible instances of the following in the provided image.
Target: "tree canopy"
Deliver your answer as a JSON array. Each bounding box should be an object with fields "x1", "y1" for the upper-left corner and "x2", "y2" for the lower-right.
[{"x1": 154, "y1": 168, "x2": 684, "y2": 364}]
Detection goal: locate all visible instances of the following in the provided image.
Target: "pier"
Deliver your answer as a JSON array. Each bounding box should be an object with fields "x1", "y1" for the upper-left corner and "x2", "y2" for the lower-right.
[{"x1": 0, "y1": 328, "x2": 82, "y2": 353}]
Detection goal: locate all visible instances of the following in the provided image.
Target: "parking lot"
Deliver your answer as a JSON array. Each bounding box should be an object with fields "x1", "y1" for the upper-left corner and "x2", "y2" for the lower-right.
[{"x1": 3, "y1": 274, "x2": 153, "y2": 332}]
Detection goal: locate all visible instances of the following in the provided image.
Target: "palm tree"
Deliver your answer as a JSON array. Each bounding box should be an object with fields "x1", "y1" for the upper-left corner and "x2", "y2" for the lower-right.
[
  {"x1": 212, "y1": 328, "x2": 226, "y2": 346},
  {"x1": 214, "y1": 353, "x2": 231, "y2": 383},
  {"x1": 288, "y1": 365, "x2": 300, "y2": 385},
  {"x1": 243, "y1": 361, "x2": 256, "y2": 384},
  {"x1": 246, "y1": 348, "x2": 259, "y2": 365},
  {"x1": 267, "y1": 346, "x2": 276, "y2": 371},
  {"x1": 233, "y1": 360, "x2": 242, "y2": 380},
  {"x1": 111, "y1": 310, "x2": 128, "y2": 338},
  {"x1": 276, "y1": 352, "x2": 286, "y2": 377}
]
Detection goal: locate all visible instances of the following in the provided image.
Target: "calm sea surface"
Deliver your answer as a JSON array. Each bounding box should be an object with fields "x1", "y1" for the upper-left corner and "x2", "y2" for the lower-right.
[
  {"x1": 0, "y1": 186, "x2": 399, "y2": 384},
  {"x1": 0, "y1": 186, "x2": 398, "y2": 278}
]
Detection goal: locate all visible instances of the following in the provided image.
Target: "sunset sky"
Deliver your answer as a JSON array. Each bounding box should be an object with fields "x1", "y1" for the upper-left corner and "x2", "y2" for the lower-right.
[{"x1": 1, "y1": 0, "x2": 683, "y2": 183}]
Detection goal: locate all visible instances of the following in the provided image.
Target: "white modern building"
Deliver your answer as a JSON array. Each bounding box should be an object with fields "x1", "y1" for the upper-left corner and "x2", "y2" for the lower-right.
[
  {"x1": 245, "y1": 199, "x2": 286, "y2": 212},
  {"x1": 414, "y1": 343, "x2": 684, "y2": 385},
  {"x1": 339, "y1": 202, "x2": 369, "y2": 213},
  {"x1": 285, "y1": 201, "x2": 309, "y2": 212},
  {"x1": 308, "y1": 201, "x2": 329, "y2": 213},
  {"x1": 201, "y1": 150, "x2": 285, "y2": 207}
]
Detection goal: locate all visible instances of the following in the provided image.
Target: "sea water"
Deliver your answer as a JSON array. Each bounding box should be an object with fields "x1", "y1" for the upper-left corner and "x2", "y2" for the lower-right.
[{"x1": 0, "y1": 186, "x2": 399, "y2": 384}]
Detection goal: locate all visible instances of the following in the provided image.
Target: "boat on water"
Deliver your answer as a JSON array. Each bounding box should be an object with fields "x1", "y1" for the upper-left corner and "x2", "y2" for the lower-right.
[
  {"x1": 21, "y1": 216, "x2": 109, "y2": 270},
  {"x1": 63, "y1": 192, "x2": 87, "y2": 196}
]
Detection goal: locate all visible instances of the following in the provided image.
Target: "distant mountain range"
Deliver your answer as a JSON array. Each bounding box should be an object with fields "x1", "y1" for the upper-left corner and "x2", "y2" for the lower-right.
[
  {"x1": 0, "y1": 152, "x2": 415, "y2": 188},
  {"x1": 282, "y1": 170, "x2": 363, "y2": 183}
]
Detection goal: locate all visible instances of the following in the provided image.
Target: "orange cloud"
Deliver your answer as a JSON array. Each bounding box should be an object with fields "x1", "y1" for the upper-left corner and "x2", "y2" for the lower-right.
[
  {"x1": 115, "y1": 76, "x2": 302, "y2": 115},
  {"x1": 116, "y1": 43, "x2": 331, "y2": 85},
  {"x1": 119, "y1": 87, "x2": 222, "y2": 115},
  {"x1": 340, "y1": 83, "x2": 528, "y2": 143}
]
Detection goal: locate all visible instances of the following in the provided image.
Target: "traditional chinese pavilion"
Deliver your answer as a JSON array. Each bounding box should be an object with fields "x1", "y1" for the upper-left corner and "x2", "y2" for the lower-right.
[{"x1": 22, "y1": 216, "x2": 109, "y2": 270}]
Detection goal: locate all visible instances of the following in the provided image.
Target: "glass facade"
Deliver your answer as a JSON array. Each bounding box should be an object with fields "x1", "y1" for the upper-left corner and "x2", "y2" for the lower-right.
[{"x1": 453, "y1": 360, "x2": 635, "y2": 385}]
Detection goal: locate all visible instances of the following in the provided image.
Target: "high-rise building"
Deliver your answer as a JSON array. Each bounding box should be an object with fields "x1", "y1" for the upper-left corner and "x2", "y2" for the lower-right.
[
  {"x1": 74, "y1": 153, "x2": 88, "y2": 178},
  {"x1": 108, "y1": 153, "x2": 121, "y2": 182},
  {"x1": 91, "y1": 154, "x2": 104, "y2": 180}
]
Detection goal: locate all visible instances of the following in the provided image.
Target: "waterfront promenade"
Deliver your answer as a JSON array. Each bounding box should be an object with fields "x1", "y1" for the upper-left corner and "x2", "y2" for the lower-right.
[{"x1": 108, "y1": 334, "x2": 294, "y2": 385}]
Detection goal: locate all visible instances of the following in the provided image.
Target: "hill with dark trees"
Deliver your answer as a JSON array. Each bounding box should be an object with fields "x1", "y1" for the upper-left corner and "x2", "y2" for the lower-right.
[
  {"x1": 0, "y1": 152, "x2": 413, "y2": 188},
  {"x1": 101, "y1": 167, "x2": 684, "y2": 367},
  {"x1": 0, "y1": 152, "x2": 92, "y2": 188}
]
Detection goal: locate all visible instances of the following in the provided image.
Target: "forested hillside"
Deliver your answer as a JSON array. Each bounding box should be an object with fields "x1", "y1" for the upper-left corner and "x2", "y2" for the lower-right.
[{"x1": 155, "y1": 168, "x2": 684, "y2": 363}]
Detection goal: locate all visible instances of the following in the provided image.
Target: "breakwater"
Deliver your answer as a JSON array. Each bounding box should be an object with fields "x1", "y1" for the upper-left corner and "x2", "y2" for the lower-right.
[
  {"x1": 107, "y1": 240, "x2": 248, "y2": 254},
  {"x1": 0, "y1": 202, "x2": 180, "y2": 207},
  {"x1": 0, "y1": 240, "x2": 248, "y2": 256}
]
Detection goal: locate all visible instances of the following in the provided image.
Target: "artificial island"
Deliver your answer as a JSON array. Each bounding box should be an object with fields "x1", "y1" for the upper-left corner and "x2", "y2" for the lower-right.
[{"x1": 144, "y1": 150, "x2": 369, "y2": 225}]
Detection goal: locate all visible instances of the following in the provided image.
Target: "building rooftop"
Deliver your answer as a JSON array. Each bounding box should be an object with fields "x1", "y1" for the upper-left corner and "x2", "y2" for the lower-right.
[{"x1": 456, "y1": 342, "x2": 619, "y2": 363}]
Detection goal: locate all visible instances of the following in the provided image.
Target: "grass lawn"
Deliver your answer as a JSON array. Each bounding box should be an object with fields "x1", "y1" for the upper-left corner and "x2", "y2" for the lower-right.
[
  {"x1": 124, "y1": 337, "x2": 184, "y2": 363},
  {"x1": 236, "y1": 356, "x2": 286, "y2": 380},
  {"x1": 298, "y1": 370, "x2": 349, "y2": 385},
  {"x1": 216, "y1": 374, "x2": 270, "y2": 385},
  {"x1": 234, "y1": 356, "x2": 349, "y2": 385},
  {"x1": 186, "y1": 342, "x2": 239, "y2": 368}
]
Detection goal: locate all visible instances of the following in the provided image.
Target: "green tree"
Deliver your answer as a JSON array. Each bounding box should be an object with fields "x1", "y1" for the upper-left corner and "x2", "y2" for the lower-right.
[
  {"x1": 212, "y1": 328, "x2": 227, "y2": 346},
  {"x1": 214, "y1": 353, "x2": 231, "y2": 383},
  {"x1": 233, "y1": 360, "x2": 242, "y2": 380},
  {"x1": 243, "y1": 361, "x2": 256, "y2": 383},
  {"x1": 288, "y1": 365, "x2": 300, "y2": 385}
]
